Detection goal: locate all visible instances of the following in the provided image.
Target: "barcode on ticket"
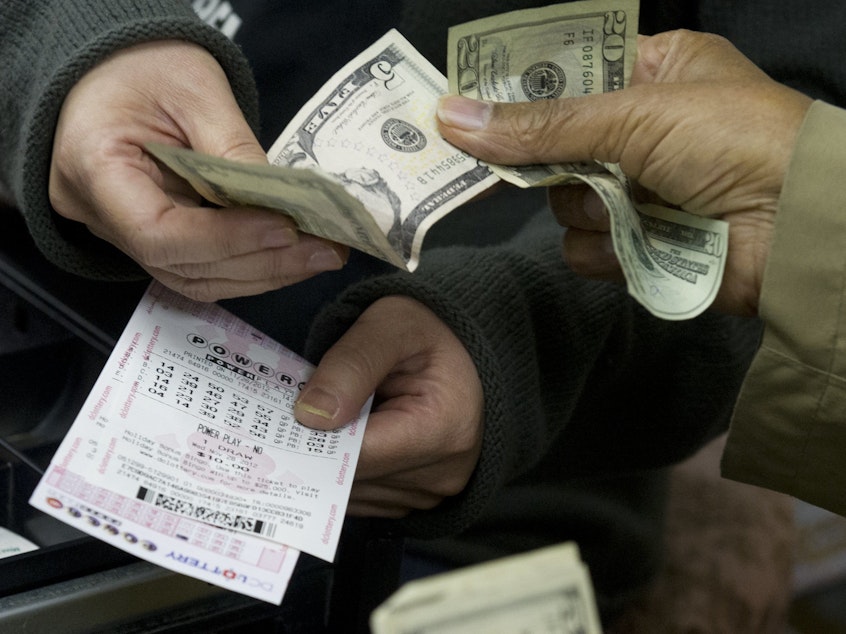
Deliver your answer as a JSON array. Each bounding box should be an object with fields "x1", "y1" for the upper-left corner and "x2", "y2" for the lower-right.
[{"x1": 137, "y1": 486, "x2": 279, "y2": 539}]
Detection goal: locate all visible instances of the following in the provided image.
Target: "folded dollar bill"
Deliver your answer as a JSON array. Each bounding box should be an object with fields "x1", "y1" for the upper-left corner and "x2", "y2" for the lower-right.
[{"x1": 148, "y1": 28, "x2": 497, "y2": 272}]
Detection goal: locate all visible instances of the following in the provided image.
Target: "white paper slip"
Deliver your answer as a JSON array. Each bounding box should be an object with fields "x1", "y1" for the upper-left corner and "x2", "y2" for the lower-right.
[
  {"x1": 0, "y1": 526, "x2": 39, "y2": 559},
  {"x1": 30, "y1": 282, "x2": 370, "y2": 565}
]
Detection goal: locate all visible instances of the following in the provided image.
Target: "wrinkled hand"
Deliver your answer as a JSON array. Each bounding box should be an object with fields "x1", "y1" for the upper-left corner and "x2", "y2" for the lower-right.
[
  {"x1": 437, "y1": 30, "x2": 813, "y2": 316},
  {"x1": 294, "y1": 296, "x2": 484, "y2": 518},
  {"x1": 49, "y1": 40, "x2": 348, "y2": 302}
]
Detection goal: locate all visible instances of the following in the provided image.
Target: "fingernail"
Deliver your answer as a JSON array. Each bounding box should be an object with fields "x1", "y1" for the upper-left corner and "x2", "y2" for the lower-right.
[
  {"x1": 437, "y1": 95, "x2": 492, "y2": 131},
  {"x1": 261, "y1": 227, "x2": 298, "y2": 248},
  {"x1": 583, "y1": 190, "x2": 607, "y2": 221},
  {"x1": 306, "y1": 246, "x2": 344, "y2": 272},
  {"x1": 295, "y1": 387, "x2": 339, "y2": 422}
]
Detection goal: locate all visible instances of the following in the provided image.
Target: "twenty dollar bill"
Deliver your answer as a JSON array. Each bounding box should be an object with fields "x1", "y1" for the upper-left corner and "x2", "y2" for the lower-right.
[
  {"x1": 448, "y1": 0, "x2": 637, "y2": 188},
  {"x1": 447, "y1": 0, "x2": 728, "y2": 319}
]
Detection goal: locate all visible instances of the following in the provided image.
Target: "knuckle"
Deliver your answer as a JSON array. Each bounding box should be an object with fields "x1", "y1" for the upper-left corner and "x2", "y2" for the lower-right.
[
  {"x1": 561, "y1": 235, "x2": 584, "y2": 273},
  {"x1": 323, "y1": 339, "x2": 381, "y2": 386},
  {"x1": 432, "y1": 473, "x2": 469, "y2": 498},
  {"x1": 169, "y1": 279, "x2": 221, "y2": 303},
  {"x1": 130, "y1": 231, "x2": 176, "y2": 269},
  {"x1": 220, "y1": 138, "x2": 268, "y2": 165},
  {"x1": 497, "y1": 100, "x2": 563, "y2": 160},
  {"x1": 562, "y1": 232, "x2": 593, "y2": 274},
  {"x1": 411, "y1": 497, "x2": 442, "y2": 512}
]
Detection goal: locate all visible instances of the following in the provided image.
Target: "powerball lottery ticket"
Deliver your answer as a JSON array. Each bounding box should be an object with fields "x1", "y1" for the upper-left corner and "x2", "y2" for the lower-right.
[{"x1": 30, "y1": 282, "x2": 370, "y2": 603}]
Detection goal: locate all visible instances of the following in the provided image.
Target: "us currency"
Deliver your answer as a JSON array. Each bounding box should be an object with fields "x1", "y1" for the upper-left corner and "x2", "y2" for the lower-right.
[
  {"x1": 149, "y1": 29, "x2": 498, "y2": 272},
  {"x1": 370, "y1": 542, "x2": 602, "y2": 634},
  {"x1": 447, "y1": 0, "x2": 729, "y2": 320},
  {"x1": 586, "y1": 169, "x2": 726, "y2": 319},
  {"x1": 266, "y1": 28, "x2": 498, "y2": 270},
  {"x1": 146, "y1": 142, "x2": 409, "y2": 268},
  {"x1": 448, "y1": 0, "x2": 637, "y2": 189}
]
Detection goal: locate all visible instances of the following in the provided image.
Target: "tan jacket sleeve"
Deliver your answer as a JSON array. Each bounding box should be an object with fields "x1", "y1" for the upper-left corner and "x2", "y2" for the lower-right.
[{"x1": 722, "y1": 100, "x2": 846, "y2": 515}]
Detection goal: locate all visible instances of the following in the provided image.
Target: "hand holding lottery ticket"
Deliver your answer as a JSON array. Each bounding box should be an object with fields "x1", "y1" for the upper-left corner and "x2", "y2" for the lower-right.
[
  {"x1": 293, "y1": 296, "x2": 484, "y2": 519},
  {"x1": 29, "y1": 282, "x2": 370, "y2": 604}
]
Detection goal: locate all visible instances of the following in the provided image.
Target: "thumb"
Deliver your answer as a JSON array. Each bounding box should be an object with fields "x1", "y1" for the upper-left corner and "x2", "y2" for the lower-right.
[
  {"x1": 436, "y1": 29, "x2": 771, "y2": 169},
  {"x1": 188, "y1": 89, "x2": 268, "y2": 166},
  {"x1": 162, "y1": 45, "x2": 268, "y2": 166},
  {"x1": 436, "y1": 93, "x2": 629, "y2": 167},
  {"x1": 293, "y1": 311, "x2": 405, "y2": 431}
]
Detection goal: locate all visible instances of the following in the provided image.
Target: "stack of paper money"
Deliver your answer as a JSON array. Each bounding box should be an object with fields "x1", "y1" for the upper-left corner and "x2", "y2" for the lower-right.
[
  {"x1": 149, "y1": 0, "x2": 727, "y2": 320},
  {"x1": 370, "y1": 542, "x2": 602, "y2": 634}
]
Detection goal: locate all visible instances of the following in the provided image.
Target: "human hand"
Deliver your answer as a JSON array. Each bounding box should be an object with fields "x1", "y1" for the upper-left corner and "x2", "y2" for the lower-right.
[
  {"x1": 49, "y1": 40, "x2": 348, "y2": 302},
  {"x1": 436, "y1": 30, "x2": 813, "y2": 316},
  {"x1": 293, "y1": 296, "x2": 484, "y2": 518}
]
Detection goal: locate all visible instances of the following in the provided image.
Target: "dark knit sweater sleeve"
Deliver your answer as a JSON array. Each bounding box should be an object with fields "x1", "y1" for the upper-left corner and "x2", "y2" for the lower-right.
[
  {"x1": 0, "y1": 0, "x2": 259, "y2": 280},
  {"x1": 304, "y1": 212, "x2": 762, "y2": 539}
]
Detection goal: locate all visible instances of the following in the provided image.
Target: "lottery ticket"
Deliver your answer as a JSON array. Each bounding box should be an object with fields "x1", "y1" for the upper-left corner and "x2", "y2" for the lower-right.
[{"x1": 29, "y1": 282, "x2": 370, "y2": 603}]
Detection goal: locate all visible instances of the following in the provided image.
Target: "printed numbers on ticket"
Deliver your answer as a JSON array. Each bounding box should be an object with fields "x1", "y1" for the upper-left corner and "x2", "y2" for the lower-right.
[{"x1": 30, "y1": 282, "x2": 369, "y2": 565}]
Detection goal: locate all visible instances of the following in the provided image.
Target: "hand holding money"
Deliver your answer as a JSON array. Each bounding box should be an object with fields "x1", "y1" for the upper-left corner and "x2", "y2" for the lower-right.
[
  {"x1": 438, "y1": 28, "x2": 812, "y2": 317},
  {"x1": 443, "y1": 0, "x2": 732, "y2": 320},
  {"x1": 150, "y1": 3, "x2": 745, "y2": 319},
  {"x1": 49, "y1": 40, "x2": 346, "y2": 303},
  {"x1": 149, "y1": 29, "x2": 498, "y2": 273}
]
